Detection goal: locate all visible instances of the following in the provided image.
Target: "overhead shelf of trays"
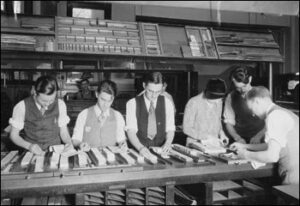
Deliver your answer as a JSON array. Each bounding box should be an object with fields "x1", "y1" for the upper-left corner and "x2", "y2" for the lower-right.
[{"x1": 211, "y1": 28, "x2": 284, "y2": 62}]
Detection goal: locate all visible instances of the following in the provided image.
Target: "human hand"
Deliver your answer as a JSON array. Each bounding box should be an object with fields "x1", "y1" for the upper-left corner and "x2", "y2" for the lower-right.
[
  {"x1": 250, "y1": 136, "x2": 262, "y2": 144},
  {"x1": 139, "y1": 147, "x2": 152, "y2": 157},
  {"x1": 29, "y1": 144, "x2": 44, "y2": 155},
  {"x1": 219, "y1": 132, "x2": 229, "y2": 147},
  {"x1": 236, "y1": 148, "x2": 248, "y2": 159},
  {"x1": 229, "y1": 142, "x2": 247, "y2": 151},
  {"x1": 79, "y1": 142, "x2": 90, "y2": 152},
  {"x1": 118, "y1": 141, "x2": 128, "y2": 153},
  {"x1": 236, "y1": 138, "x2": 246, "y2": 144},
  {"x1": 161, "y1": 143, "x2": 171, "y2": 154}
]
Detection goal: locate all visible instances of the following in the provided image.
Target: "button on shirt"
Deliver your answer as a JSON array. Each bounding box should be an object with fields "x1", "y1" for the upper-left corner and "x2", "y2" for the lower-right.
[
  {"x1": 72, "y1": 105, "x2": 126, "y2": 143},
  {"x1": 183, "y1": 92, "x2": 223, "y2": 140},
  {"x1": 9, "y1": 99, "x2": 70, "y2": 130},
  {"x1": 126, "y1": 94, "x2": 175, "y2": 133}
]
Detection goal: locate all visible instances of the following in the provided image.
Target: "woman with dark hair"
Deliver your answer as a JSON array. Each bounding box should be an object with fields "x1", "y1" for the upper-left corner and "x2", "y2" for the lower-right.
[
  {"x1": 223, "y1": 65, "x2": 266, "y2": 144},
  {"x1": 72, "y1": 80, "x2": 127, "y2": 151},
  {"x1": 9, "y1": 75, "x2": 73, "y2": 155}
]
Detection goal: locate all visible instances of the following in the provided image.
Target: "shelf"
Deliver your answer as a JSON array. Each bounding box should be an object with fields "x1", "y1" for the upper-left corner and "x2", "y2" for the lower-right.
[
  {"x1": 1, "y1": 28, "x2": 55, "y2": 36},
  {"x1": 217, "y1": 42, "x2": 279, "y2": 49},
  {"x1": 1, "y1": 50, "x2": 284, "y2": 64}
]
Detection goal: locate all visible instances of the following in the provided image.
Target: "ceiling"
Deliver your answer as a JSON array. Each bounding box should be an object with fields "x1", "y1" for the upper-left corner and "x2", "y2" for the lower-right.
[{"x1": 102, "y1": 1, "x2": 299, "y2": 16}]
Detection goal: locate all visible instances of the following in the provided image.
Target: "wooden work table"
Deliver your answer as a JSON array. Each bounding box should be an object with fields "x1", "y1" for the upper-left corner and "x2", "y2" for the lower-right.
[{"x1": 1, "y1": 159, "x2": 276, "y2": 199}]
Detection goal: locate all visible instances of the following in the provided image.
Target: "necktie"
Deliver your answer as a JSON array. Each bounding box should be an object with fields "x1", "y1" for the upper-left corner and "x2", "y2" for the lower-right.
[
  {"x1": 147, "y1": 101, "x2": 157, "y2": 140},
  {"x1": 40, "y1": 107, "x2": 46, "y2": 115},
  {"x1": 98, "y1": 113, "x2": 106, "y2": 127}
]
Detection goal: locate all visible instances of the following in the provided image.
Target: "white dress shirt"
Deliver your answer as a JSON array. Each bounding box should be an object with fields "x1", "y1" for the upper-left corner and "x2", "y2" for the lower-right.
[
  {"x1": 126, "y1": 94, "x2": 175, "y2": 133},
  {"x1": 9, "y1": 98, "x2": 70, "y2": 130},
  {"x1": 72, "y1": 105, "x2": 126, "y2": 143},
  {"x1": 265, "y1": 103, "x2": 294, "y2": 146}
]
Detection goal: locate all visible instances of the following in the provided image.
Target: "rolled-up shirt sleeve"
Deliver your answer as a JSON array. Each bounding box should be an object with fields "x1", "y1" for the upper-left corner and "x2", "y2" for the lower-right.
[
  {"x1": 9, "y1": 101, "x2": 25, "y2": 130},
  {"x1": 183, "y1": 98, "x2": 198, "y2": 139},
  {"x1": 115, "y1": 111, "x2": 126, "y2": 143},
  {"x1": 125, "y1": 98, "x2": 138, "y2": 132},
  {"x1": 223, "y1": 93, "x2": 236, "y2": 125},
  {"x1": 71, "y1": 109, "x2": 88, "y2": 142},
  {"x1": 165, "y1": 97, "x2": 176, "y2": 132},
  {"x1": 58, "y1": 99, "x2": 70, "y2": 127}
]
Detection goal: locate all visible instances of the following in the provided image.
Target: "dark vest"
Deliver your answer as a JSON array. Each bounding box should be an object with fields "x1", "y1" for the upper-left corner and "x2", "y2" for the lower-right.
[
  {"x1": 231, "y1": 91, "x2": 265, "y2": 142},
  {"x1": 82, "y1": 107, "x2": 118, "y2": 148},
  {"x1": 267, "y1": 104, "x2": 299, "y2": 184},
  {"x1": 136, "y1": 95, "x2": 166, "y2": 147},
  {"x1": 23, "y1": 96, "x2": 61, "y2": 151}
]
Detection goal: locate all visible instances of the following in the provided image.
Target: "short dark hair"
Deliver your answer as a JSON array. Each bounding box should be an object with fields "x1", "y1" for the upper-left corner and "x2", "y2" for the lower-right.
[
  {"x1": 246, "y1": 86, "x2": 272, "y2": 101},
  {"x1": 205, "y1": 78, "x2": 227, "y2": 99},
  {"x1": 80, "y1": 79, "x2": 90, "y2": 84},
  {"x1": 97, "y1": 80, "x2": 117, "y2": 97},
  {"x1": 143, "y1": 72, "x2": 164, "y2": 85},
  {"x1": 229, "y1": 65, "x2": 253, "y2": 84},
  {"x1": 34, "y1": 75, "x2": 59, "y2": 95}
]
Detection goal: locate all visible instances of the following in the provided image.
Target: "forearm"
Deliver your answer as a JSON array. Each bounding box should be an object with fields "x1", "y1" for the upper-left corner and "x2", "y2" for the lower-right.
[
  {"x1": 252, "y1": 127, "x2": 266, "y2": 139},
  {"x1": 60, "y1": 127, "x2": 72, "y2": 144},
  {"x1": 127, "y1": 130, "x2": 145, "y2": 151},
  {"x1": 10, "y1": 133, "x2": 31, "y2": 150},
  {"x1": 245, "y1": 150, "x2": 276, "y2": 163},
  {"x1": 226, "y1": 123, "x2": 243, "y2": 141},
  {"x1": 246, "y1": 143, "x2": 268, "y2": 151},
  {"x1": 164, "y1": 131, "x2": 175, "y2": 146}
]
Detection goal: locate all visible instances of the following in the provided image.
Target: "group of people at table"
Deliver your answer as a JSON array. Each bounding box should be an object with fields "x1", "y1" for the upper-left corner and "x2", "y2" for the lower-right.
[{"x1": 7, "y1": 65, "x2": 299, "y2": 185}]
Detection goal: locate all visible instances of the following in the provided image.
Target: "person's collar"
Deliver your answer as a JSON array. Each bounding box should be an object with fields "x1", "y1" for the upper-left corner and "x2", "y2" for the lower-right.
[
  {"x1": 94, "y1": 104, "x2": 110, "y2": 117},
  {"x1": 33, "y1": 96, "x2": 48, "y2": 110},
  {"x1": 266, "y1": 102, "x2": 275, "y2": 114},
  {"x1": 143, "y1": 93, "x2": 158, "y2": 105}
]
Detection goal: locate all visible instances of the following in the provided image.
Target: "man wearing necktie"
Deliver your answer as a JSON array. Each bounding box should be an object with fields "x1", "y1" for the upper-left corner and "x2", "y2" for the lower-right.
[
  {"x1": 72, "y1": 80, "x2": 127, "y2": 151},
  {"x1": 126, "y1": 72, "x2": 176, "y2": 159},
  {"x1": 9, "y1": 75, "x2": 73, "y2": 155}
]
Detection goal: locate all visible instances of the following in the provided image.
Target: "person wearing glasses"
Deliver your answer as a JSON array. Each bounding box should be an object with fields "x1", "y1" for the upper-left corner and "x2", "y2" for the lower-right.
[
  {"x1": 223, "y1": 65, "x2": 266, "y2": 144},
  {"x1": 9, "y1": 75, "x2": 73, "y2": 155},
  {"x1": 126, "y1": 72, "x2": 176, "y2": 159},
  {"x1": 72, "y1": 80, "x2": 127, "y2": 151},
  {"x1": 183, "y1": 78, "x2": 229, "y2": 146}
]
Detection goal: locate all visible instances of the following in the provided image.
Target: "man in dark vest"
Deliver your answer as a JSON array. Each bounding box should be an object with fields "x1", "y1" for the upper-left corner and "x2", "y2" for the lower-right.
[
  {"x1": 9, "y1": 75, "x2": 73, "y2": 155},
  {"x1": 72, "y1": 80, "x2": 127, "y2": 151},
  {"x1": 224, "y1": 65, "x2": 266, "y2": 144},
  {"x1": 126, "y1": 72, "x2": 175, "y2": 158},
  {"x1": 230, "y1": 86, "x2": 299, "y2": 185}
]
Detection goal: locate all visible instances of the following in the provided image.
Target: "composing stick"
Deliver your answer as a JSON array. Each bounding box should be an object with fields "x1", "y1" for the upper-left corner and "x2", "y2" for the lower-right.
[
  {"x1": 150, "y1": 150, "x2": 173, "y2": 165},
  {"x1": 119, "y1": 152, "x2": 136, "y2": 165},
  {"x1": 102, "y1": 148, "x2": 115, "y2": 162},
  {"x1": 34, "y1": 155, "x2": 45, "y2": 172},
  {"x1": 59, "y1": 154, "x2": 69, "y2": 170},
  {"x1": 50, "y1": 152, "x2": 60, "y2": 169},
  {"x1": 21, "y1": 152, "x2": 34, "y2": 167},
  {"x1": 1, "y1": 151, "x2": 18, "y2": 169},
  {"x1": 88, "y1": 148, "x2": 106, "y2": 166},
  {"x1": 78, "y1": 152, "x2": 88, "y2": 167},
  {"x1": 169, "y1": 149, "x2": 193, "y2": 163},
  {"x1": 128, "y1": 149, "x2": 144, "y2": 164}
]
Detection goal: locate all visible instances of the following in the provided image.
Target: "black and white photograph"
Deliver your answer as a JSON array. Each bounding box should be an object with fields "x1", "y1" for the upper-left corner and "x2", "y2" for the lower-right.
[{"x1": 1, "y1": 1, "x2": 299, "y2": 205}]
